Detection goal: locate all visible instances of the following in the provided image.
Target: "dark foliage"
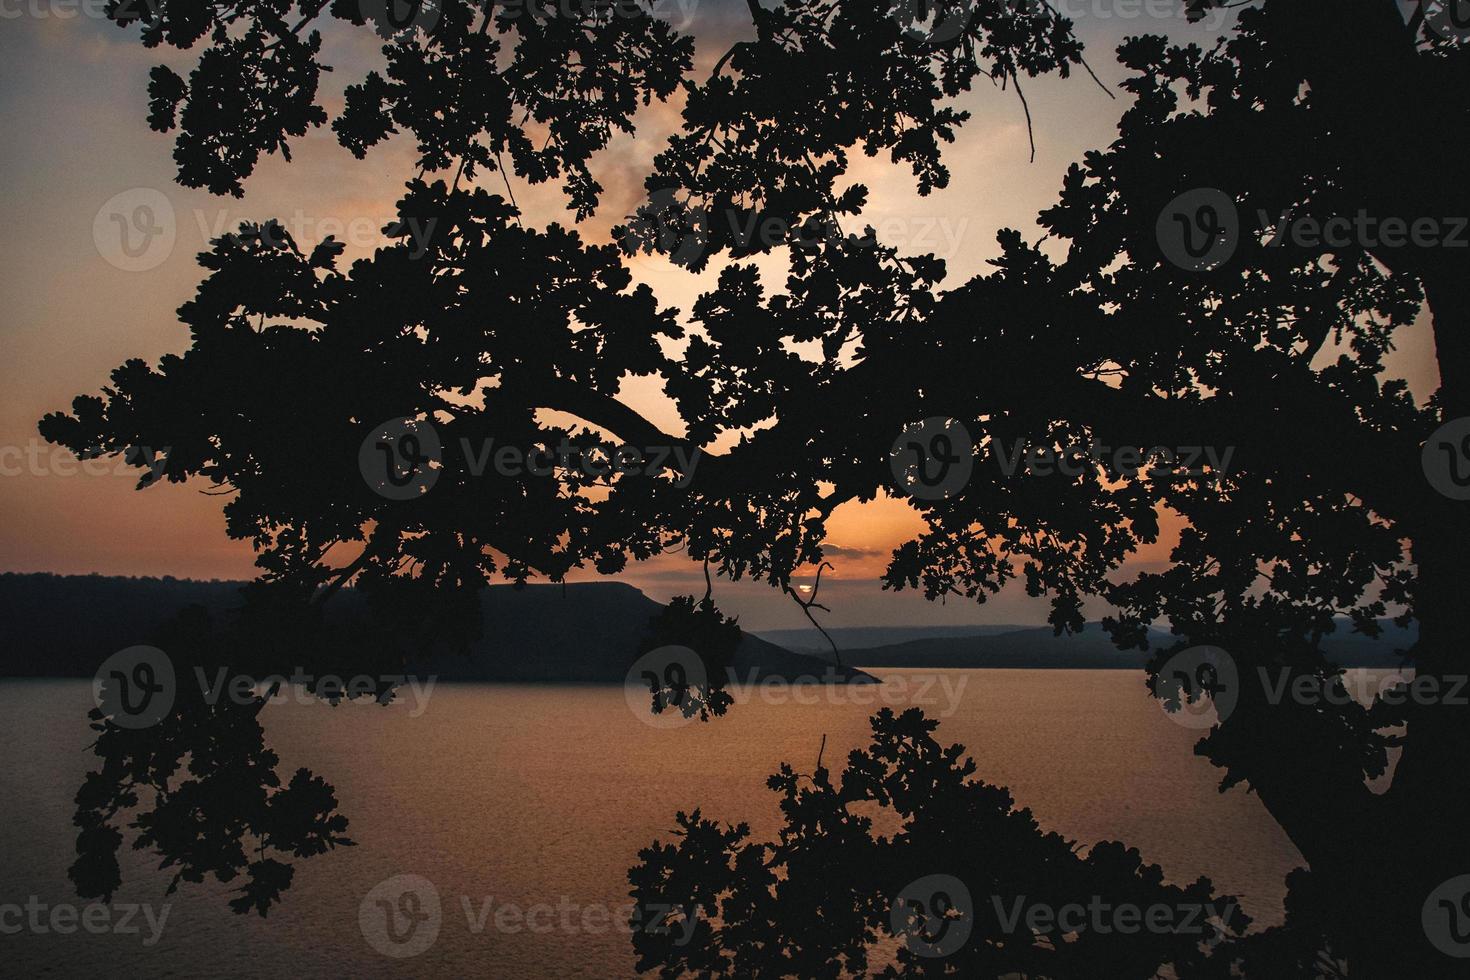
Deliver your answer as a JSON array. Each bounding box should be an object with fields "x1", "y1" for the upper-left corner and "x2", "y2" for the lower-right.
[
  {"x1": 35, "y1": 0, "x2": 1470, "y2": 973},
  {"x1": 629, "y1": 708, "x2": 1246, "y2": 978}
]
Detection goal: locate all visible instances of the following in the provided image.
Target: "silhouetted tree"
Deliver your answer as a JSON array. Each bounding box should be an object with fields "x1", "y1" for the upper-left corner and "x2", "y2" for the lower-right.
[
  {"x1": 42, "y1": 0, "x2": 1096, "y2": 921},
  {"x1": 38, "y1": 0, "x2": 1470, "y2": 974},
  {"x1": 629, "y1": 708, "x2": 1246, "y2": 978},
  {"x1": 884, "y1": 3, "x2": 1469, "y2": 973}
]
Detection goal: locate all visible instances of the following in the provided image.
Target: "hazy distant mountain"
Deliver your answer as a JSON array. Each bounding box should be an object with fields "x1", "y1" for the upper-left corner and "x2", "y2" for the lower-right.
[
  {"x1": 753, "y1": 624, "x2": 1032, "y2": 653},
  {"x1": 842, "y1": 627, "x2": 1157, "y2": 670},
  {"x1": 408, "y1": 581, "x2": 869, "y2": 683},
  {"x1": 0, "y1": 573, "x2": 1414, "y2": 678},
  {"x1": 0, "y1": 573, "x2": 868, "y2": 684},
  {"x1": 839, "y1": 622, "x2": 1416, "y2": 669}
]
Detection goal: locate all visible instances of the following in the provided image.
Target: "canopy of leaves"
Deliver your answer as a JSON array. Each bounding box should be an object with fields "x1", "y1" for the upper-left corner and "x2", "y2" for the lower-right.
[{"x1": 629, "y1": 708, "x2": 1247, "y2": 978}]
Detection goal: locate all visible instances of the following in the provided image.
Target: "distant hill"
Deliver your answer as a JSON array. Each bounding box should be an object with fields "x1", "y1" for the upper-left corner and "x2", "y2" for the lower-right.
[
  {"x1": 843, "y1": 627, "x2": 1157, "y2": 670},
  {"x1": 842, "y1": 622, "x2": 1417, "y2": 669},
  {"x1": 0, "y1": 573, "x2": 869, "y2": 684},
  {"x1": 753, "y1": 624, "x2": 1031, "y2": 653},
  {"x1": 0, "y1": 573, "x2": 1413, "y2": 677}
]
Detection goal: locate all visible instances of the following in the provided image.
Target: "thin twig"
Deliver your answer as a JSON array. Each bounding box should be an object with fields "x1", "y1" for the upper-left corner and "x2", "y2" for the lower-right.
[
  {"x1": 495, "y1": 150, "x2": 523, "y2": 227},
  {"x1": 784, "y1": 561, "x2": 843, "y2": 668},
  {"x1": 1011, "y1": 70, "x2": 1036, "y2": 163}
]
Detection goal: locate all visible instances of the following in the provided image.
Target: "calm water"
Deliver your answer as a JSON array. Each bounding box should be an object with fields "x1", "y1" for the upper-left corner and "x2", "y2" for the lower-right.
[{"x1": 1, "y1": 671, "x2": 1312, "y2": 977}]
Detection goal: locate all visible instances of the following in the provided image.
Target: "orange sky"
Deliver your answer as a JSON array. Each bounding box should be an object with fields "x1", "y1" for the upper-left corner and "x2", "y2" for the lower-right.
[{"x1": 0, "y1": 5, "x2": 1441, "y2": 628}]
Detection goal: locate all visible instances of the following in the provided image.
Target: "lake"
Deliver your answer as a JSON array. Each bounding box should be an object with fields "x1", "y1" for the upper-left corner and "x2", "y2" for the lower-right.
[{"x1": 0, "y1": 670, "x2": 1314, "y2": 977}]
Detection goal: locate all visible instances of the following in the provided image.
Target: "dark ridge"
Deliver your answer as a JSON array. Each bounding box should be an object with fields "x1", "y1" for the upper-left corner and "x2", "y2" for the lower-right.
[{"x1": 0, "y1": 572, "x2": 872, "y2": 683}]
